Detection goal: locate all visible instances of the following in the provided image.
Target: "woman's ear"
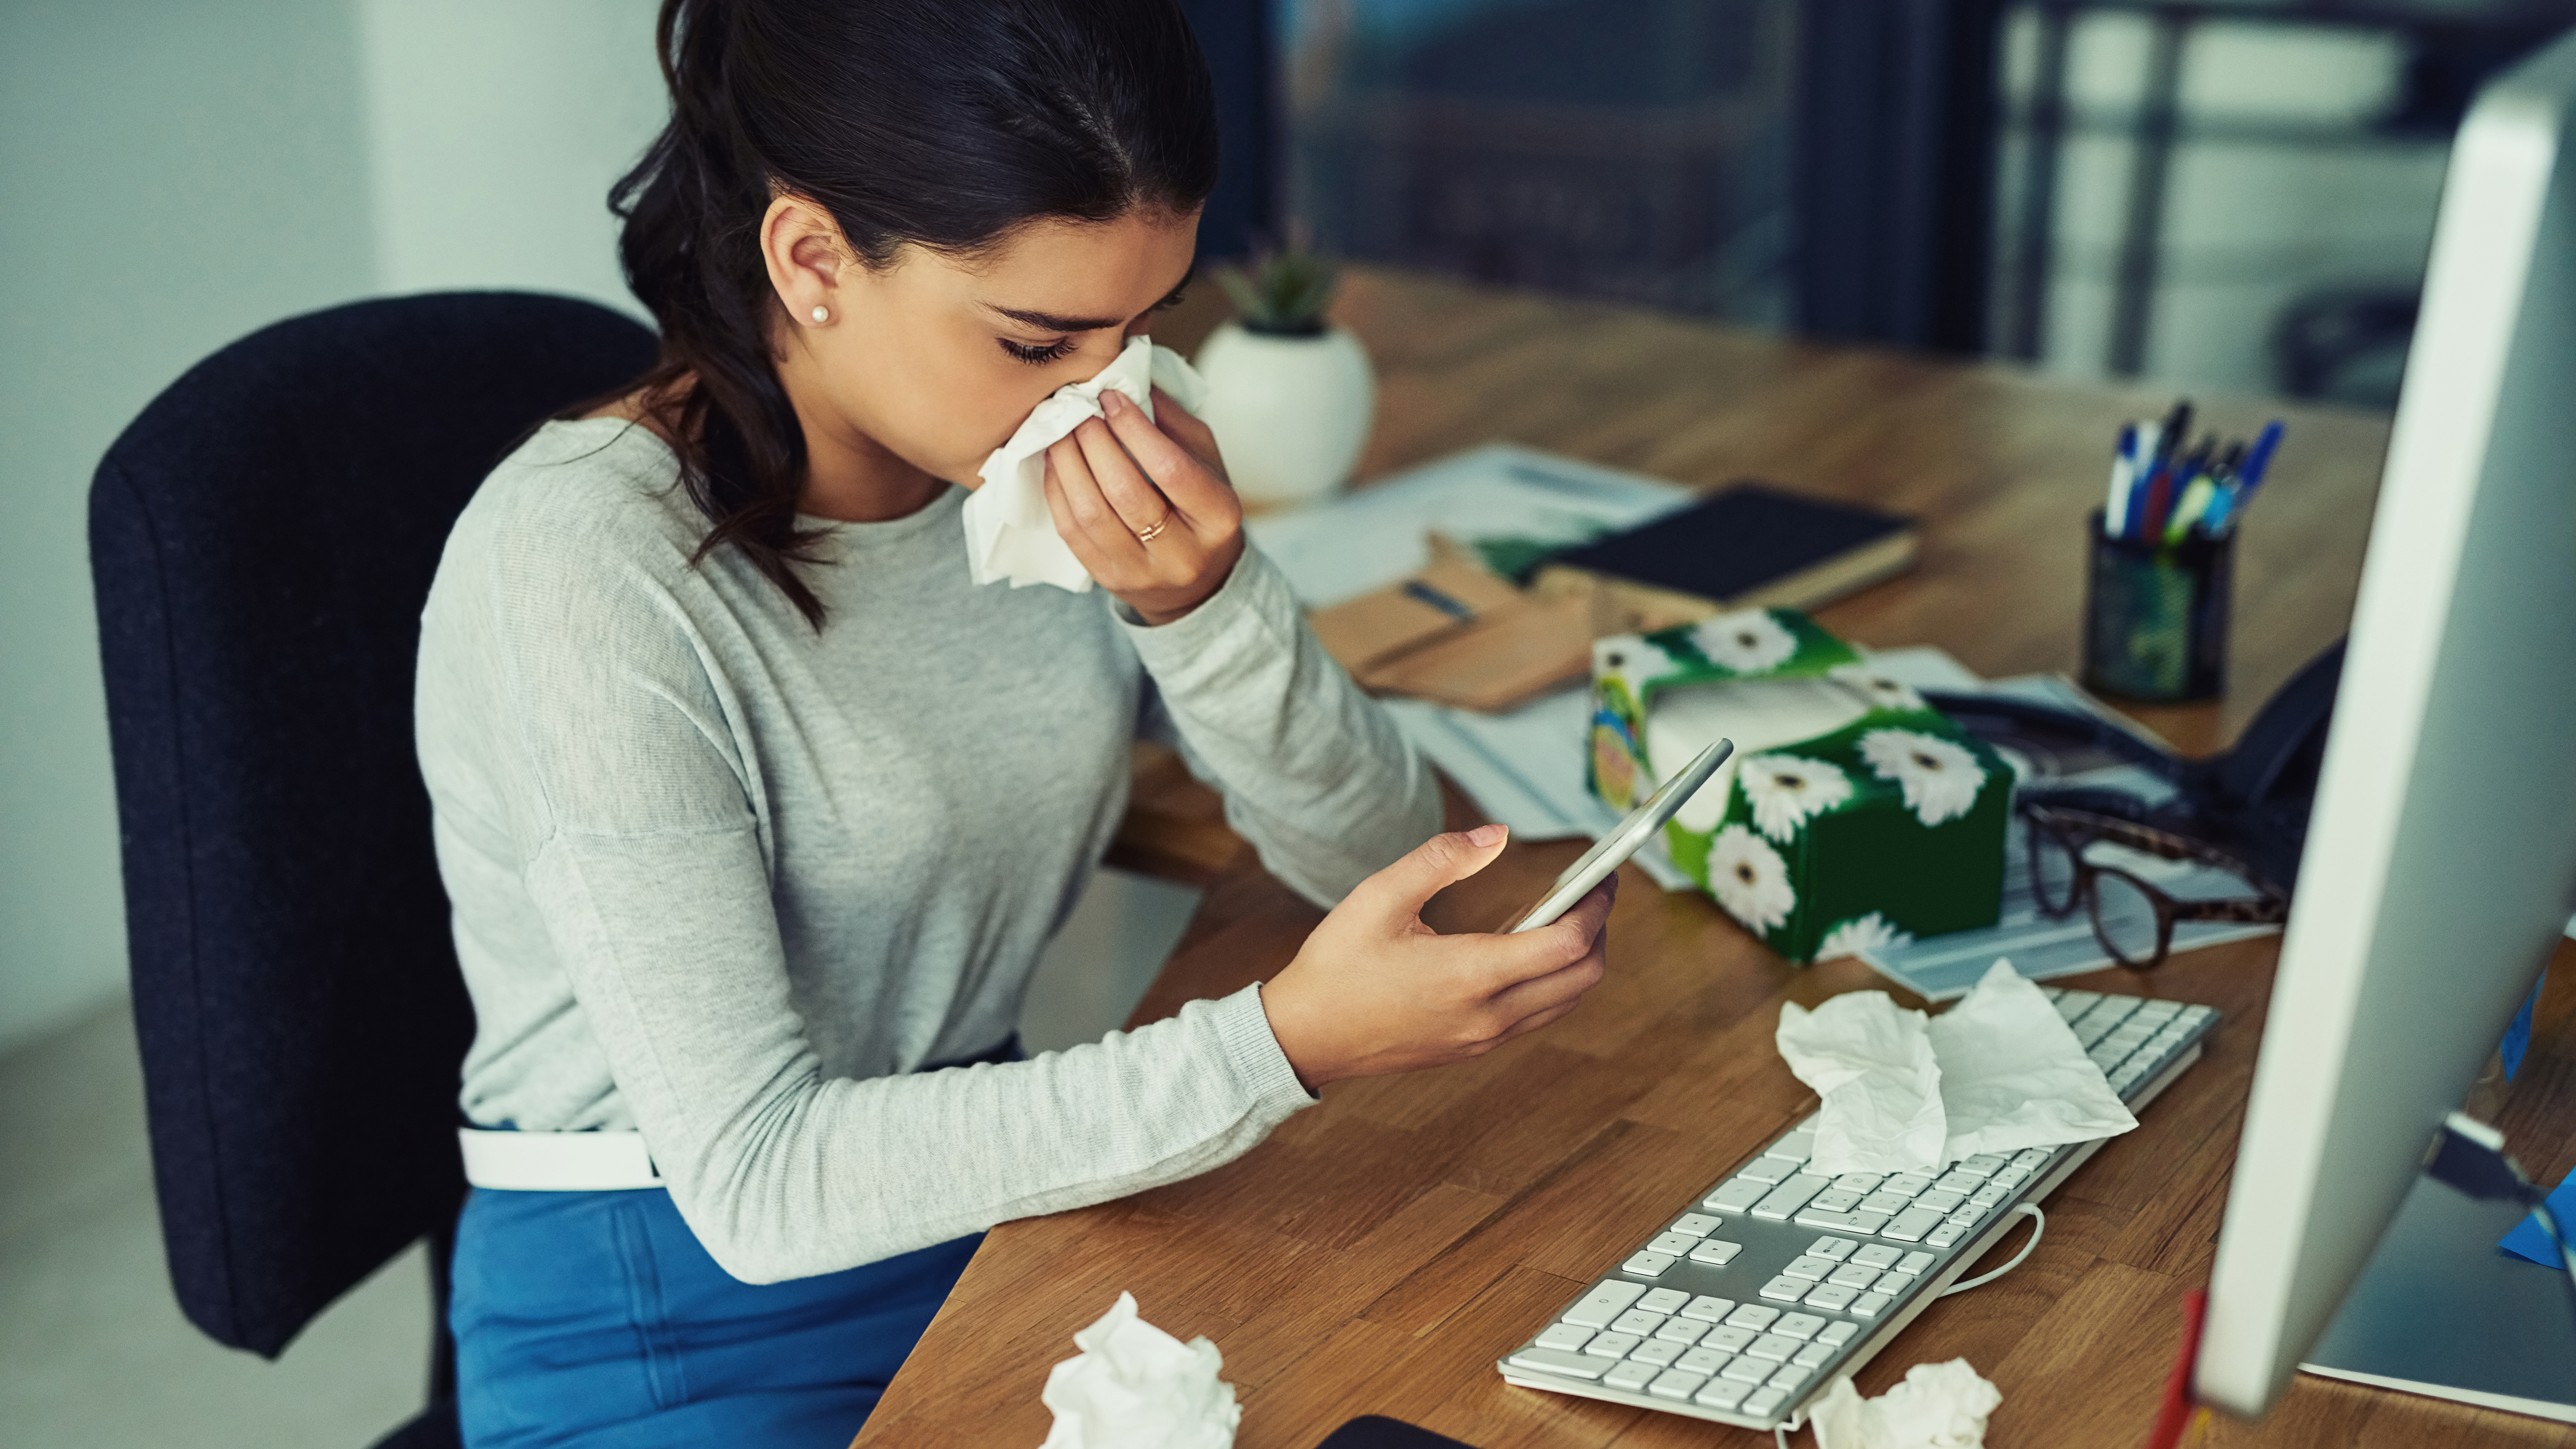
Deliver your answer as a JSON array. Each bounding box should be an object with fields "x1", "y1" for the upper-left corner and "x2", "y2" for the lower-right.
[{"x1": 759, "y1": 195, "x2": 850, "y2": 327}]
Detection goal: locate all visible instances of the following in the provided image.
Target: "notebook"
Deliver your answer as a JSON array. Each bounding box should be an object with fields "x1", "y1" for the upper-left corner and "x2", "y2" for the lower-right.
[{"x1": 1530, "y1": 484, "x2": 1916, "y2": 626}]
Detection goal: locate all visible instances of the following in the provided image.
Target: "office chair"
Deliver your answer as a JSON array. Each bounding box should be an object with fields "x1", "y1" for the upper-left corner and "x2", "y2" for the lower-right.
[{"x1": 89, "y1": 292, "x2": 658, "y2": 1449}]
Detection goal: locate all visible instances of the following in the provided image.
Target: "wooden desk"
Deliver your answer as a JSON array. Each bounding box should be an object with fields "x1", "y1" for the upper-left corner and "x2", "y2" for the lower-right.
[{"x1": 855, "y1": 270, "x2": 2574, "y2": 1448}]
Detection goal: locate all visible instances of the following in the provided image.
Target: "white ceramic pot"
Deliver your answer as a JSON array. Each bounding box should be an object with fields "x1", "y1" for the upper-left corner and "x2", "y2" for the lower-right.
[{"x1": 1191, "y1": 321, "x2": 1376, "y2": 505}]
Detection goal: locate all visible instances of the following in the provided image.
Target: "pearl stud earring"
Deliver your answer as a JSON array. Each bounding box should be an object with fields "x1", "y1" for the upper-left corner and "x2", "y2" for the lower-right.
[{"x1": 810, "y1": 305, "x2": 829, "y2": 324}]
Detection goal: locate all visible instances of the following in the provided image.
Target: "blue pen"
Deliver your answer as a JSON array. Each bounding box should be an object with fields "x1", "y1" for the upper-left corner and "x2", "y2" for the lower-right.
[{"x1": 2207, "y1": 420, "x2": 2284, "y2": 535}]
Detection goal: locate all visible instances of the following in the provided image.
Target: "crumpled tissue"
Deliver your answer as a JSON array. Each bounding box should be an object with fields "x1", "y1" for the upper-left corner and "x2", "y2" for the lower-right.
[
  {"x1": 1776, "y1": 959, "x2": 2136, "y2": 1176},
  {"x1": 967, "y1": 334, "x2": 1211, "y2": 592},
  {"x1": 1037, "y1": 1292, "x2": 1240, "y2": 1449},
  {"x1": 1812, "y1": 1359, "x2": 2003, "y2": 1449}
]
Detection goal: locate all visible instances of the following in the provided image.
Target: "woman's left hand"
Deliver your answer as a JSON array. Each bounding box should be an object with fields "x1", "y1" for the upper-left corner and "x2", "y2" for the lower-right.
[{"x1": 1040, "y1": 386, "x2": 1244, "y2": 626}]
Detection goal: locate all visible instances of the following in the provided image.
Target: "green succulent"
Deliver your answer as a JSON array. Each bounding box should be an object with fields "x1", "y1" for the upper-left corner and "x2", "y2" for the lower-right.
[{"x1": 1217, "y1": 242, "x2": 1339, "y2": 337}]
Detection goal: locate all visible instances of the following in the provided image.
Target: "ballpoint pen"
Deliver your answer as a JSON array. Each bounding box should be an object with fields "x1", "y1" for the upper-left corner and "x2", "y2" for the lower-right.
[{"x1": 2107, "y1": 423, "x2": 2138, "y2": 535}]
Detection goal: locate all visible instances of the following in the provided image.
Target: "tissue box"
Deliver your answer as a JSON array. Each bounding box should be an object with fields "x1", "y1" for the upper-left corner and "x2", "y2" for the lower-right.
[{"x1": 1587, "y1": 608, "x2": 2009, "y2": 962}]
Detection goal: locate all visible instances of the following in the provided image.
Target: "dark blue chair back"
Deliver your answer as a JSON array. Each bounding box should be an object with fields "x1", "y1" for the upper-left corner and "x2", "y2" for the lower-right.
[{"x1": 89, "y1": 292, "x2": 657, "y2": 1445}]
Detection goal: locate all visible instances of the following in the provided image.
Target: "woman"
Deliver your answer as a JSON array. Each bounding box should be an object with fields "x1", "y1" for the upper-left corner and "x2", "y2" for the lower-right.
[{"x1": 415, "y1": 1, "x2": 1616, "y2": 1444}]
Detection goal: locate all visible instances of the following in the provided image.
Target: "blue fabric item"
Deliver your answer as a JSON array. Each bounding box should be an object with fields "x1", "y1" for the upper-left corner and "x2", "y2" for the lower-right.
[
  {"x1": 453, "y1": 1187, "x2": 978, "y2": 1449},
  {"x1": 2504, "y1": 979, "x2": 2541, "y2": 1081}
]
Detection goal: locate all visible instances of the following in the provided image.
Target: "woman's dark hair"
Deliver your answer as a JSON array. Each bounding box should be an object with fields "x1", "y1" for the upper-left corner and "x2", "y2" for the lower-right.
[{"x1": 603, "y1": 0, "x2": 1220, "y2": 625}]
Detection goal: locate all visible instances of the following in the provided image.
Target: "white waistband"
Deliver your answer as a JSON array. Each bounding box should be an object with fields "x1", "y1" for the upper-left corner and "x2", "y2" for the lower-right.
[{"x1": 459, "y1": 1127, "x2": 666, "y2": 1191}]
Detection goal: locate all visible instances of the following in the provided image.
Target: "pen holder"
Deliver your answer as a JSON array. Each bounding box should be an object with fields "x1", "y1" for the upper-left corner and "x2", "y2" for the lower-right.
[{"x1": 2081, "y1": 507, "x2": 2232, "y2": 703}]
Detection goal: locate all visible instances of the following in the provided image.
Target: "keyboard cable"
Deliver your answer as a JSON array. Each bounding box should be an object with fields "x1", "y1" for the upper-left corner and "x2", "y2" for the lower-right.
[{"x1": 1938, "y1": 1204, "x2": 2046, "y2": 1297}]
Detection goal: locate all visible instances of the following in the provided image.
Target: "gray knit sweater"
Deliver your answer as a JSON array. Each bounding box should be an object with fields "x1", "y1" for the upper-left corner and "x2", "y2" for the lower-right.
[{"x1": 414, "y1": 419, "x2": 1438, "y2": 1282}]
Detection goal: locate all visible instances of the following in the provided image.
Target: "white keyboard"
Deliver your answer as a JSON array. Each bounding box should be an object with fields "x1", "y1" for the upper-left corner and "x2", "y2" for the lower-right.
[{"x1": 1496, "y1": 986, "x2": 2218, "y2": 1429}]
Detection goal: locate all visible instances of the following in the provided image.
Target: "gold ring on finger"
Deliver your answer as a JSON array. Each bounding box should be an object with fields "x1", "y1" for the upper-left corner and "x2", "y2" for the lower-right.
[{"x1": 1134, "y1": 513, "x2": 1173, "y2": 544}]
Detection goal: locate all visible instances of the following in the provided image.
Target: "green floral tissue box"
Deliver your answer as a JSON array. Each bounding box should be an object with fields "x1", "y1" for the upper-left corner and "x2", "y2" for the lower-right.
[{"x1": 1587, "y1": 608, "x2": 2009, "y2": 962}]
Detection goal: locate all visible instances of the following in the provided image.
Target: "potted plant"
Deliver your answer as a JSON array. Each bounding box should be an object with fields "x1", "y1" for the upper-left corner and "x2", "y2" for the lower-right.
[{"x1": 1193, "y1": 240, "x2": 1376, "y2": 506}]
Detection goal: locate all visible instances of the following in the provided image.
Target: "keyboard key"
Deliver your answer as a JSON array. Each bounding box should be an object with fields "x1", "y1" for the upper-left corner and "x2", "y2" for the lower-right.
[
  {"x1": 1611, "y1": 1309, "x2": 1668, "y2": 1335},
  {"x1": 1737, "y1": 1156, "x2": 1797, "y2": 1185},
  {"x1": 1604, "y1": 1359, "x2": 1661, "y2": 1392},
  {"x1": 1793, "y1": 1342, "x2": 1834, "y2": 1368},
  {"x1": 1701, "y1": 1325, "x2": 1757, "y2": 1352},
  {"x1": 1948, "y1": 1206, "x2": 1986, "y2": 1227},
  {"x1": 1666, "y1": 1214, "x2": 1721, "y2": 1240},
  {"x1": 1646, "y1": 1232, "x2": 1699, "y2": 1256},
  {"x1": 1793, "y1": 1208, "x2": 1892, "y2": 1233},
  {"x1": 1621, "y1": 1250, "x2": 1676, "y2": 1277},
  {"x1": 1783, "y1": 1255, "x2": 1837, "y2": 1281},
  {"x1": 1873, "y1": 1270, "x2": 1914, "y2": 1294},
  {"x1": 1688, "y1": 1239, "x2": 1744, "y2": 1267},
  {"x1": 1818, "y1": 1321, "x2": 1858, "y2": 1347},
  {"x1": 1917, "y1": 1189, "x2": 1966, "y2": 1214},
  {"x1": 1585, "y1": 1331, "x2": 1642, "y2": 1358},
  {"x1": 1675, "y1": 1346, "x2": 1731, "y2": 1375},
  {"x1": 1884, "y1": 1207, "x2": 1944, "y2": 1242},
  {"x1": 1809, "y1": 1237, "x2": 1859, "y2": 1260},
  {"x1": 1803, "y1": 1283, "x2": 1859, "y2": 1310},
  {"x1": 1536, "y1": 1322, "x2": 1594, "y2": 1351},
  {"x1": 1960, "y1": 1154, "x2": 2008, "y2": 1176},
  {"x1": 1768, "y1": 1362, "x2": 1813, "y2": 1391},
  {"x1": 1745, "y1": 1332, "x2": 1799, "y2": 1361},
  {"x1": 1857, "y1": 1191, "x2": 1910, "y2": 1215},
  {"x1": 1852, "y1": 1291, "x2": 1893, "y2": 1317},
  {"x1": 1638, "y1": 1287, "x2": 1690, "y2": 1314},
  {"x1": 1775, "y1": 1313, "x2": 1827, "y2": 1340},
  {"x1": 1743, "y1": 1387, "x2": 1789, "y2": 1419},
  {"x1": 1808, "y1": 1188, "x2": 1865, "y2": 1213},
  {"x1": 1883, "y1": 1174, "x2": 1935, "y2": 1198},
  {"x1": 1681, "y1": 1295, "x2": 1736, "y2": 1322},
  {"x1": 1969, "y1": 1183, "x2": 2011, "y2": 1208},
  {"x1": 1508, "y1": 1347, "x2": 1608, "y2": 1379},
  {"x1": 1630, "y1": 1338, "x2": 1685, "y2": 1365},
  {"x1": 1775, "y1": 1125, "x2": 1818, "y2": 1159},
  {"x1": 1649, "y1": 1369, "x2": 1709, "y2": 1400},
  {"x1": 1753, "y1": 1174, "x2": 1830, "y2": 1220},
  {"x1": 1993, "y1": 1165, "x2": 2033, "y2": 1189},
  {"x1": 1853, "y1": 1244, "x2": 1902, "y2": 1270},
  {"x1": 1720, "y1": 1355, "x2": 1773, "y2": 1384},
  {"x1": 2012, "y1": 1148, "x2": 2052, "y2": 1168},
  {"x1": 1725, "y1": 1304, "x2": 1780, "y2": 1331},
  {"x1": 1927, "y1": 1225, "x2": 1965, "y2": 1249},
  {"x1": 1897, "y1": 1251, "x2": 1935, "y2": 1275},
  {"x1": 1704, "y1": 1179, "x2": 1769, "y2": 1214},
  {"x1": 2135, "y1": 999, "x2": 2181, "y2": 1021},
  {"x1": 2054, "y1": 990, "x2": 2097, "y2": 1021},
  {"x1": 1563, "y1": 1280, "x2": 1646, "y2": 1326},
  {"x1": 1828, "y1": 1262, "x2": 1879, "y2": 1289},
  {"x1": 1758, "y1": 1275, "x2": 1809, "y2": 1303},
  {"x1": 1653, "y1": 1318, "x2": 1707, "y2": 1345},
  {"x1": 1832, "y1": 1173, "x2": 1885, "y2": 1193},
  {"x1": 1694, "y1": 1377, "x2": 1751, "y2": 1410}
]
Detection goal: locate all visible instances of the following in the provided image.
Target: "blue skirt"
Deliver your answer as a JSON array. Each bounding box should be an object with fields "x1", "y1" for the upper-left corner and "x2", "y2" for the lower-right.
[{"x1": 451, "y1": 1187, "x2": 979, "y2": 1448}]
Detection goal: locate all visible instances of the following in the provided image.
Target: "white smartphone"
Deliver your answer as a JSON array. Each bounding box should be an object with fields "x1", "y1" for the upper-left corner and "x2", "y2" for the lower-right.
[{"x1": 1503, "y1": 738, "x2": 1735, "y2": 932}]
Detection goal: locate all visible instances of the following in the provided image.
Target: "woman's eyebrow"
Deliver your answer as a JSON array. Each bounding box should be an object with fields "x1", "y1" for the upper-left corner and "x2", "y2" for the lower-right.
[{"x1": 981, "y1": 282, "x2": 1191, "y2": 335}]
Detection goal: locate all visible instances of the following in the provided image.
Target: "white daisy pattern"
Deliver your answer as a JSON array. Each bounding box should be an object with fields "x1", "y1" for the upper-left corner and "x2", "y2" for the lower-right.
[
  {"x1": 1691, "y1": 609, "x2": 1799, "y2": 674},
  {"x1": 1708, "y1": 824, "x2": 1797, "y2": 934},
  {"x1": 1828, "y1": 662, "x2": 1927, "y2": 714},
  {"x1": 1858, "y1": 728, "x2": 1989, "y2": 828},
  {"x1": 1814, "y1": 911, "x2": 1913, "y2": 962},
  {"x1": 1737, "y1": 753, "x2": 1854, "y2": 843}
]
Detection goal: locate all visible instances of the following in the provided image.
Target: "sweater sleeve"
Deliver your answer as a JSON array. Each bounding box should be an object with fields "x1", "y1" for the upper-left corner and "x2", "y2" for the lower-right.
[
  {"x1": 443, "y1": 493, "x2": 1313, "y2": 1284},
  {"x1": 1123, "y1": 545, "x2": 1443, "y2": 906}
]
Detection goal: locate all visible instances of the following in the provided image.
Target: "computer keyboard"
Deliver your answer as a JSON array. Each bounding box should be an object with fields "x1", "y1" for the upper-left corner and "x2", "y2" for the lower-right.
[{"x1": 1497, "y1": 986, "x2": 2218, "y2": 1430}]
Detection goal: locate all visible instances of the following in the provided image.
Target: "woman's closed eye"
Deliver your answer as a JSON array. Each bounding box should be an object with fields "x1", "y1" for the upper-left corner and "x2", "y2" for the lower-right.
[{"x1": 999, "y1": 335, "x2": 1079, "y2": 365}]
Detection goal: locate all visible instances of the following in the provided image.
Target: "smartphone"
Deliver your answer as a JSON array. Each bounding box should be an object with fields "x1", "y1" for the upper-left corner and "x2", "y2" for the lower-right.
[{"x1": 1502, "y1": 737, "x2": 1734, "y2": 932}]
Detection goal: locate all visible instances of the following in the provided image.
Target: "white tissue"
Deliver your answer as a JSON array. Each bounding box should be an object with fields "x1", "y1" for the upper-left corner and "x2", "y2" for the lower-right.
[
  {"x1": 1812, "y1": 1359, "x2": 2003, "y2": 1449},
  {"x1": 1037, "y1": 1292, "x2": 1240, "y2": 1449},
  {"x1": 967, "y1": 334, "x2": 1212, "y2": 592},
  {"x1": 1776, "y1": 959, "x2": 2138, "y2": 1176}
]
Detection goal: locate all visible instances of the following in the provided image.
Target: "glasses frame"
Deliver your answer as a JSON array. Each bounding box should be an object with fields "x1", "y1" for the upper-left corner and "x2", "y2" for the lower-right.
[{"x1": 2020, "y1": 801, "x2": 2290, "y2": 970}]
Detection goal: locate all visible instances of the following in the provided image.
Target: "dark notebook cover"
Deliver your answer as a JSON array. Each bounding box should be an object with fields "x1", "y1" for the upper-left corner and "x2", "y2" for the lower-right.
[{"x1": 1544, "y1": 483, "x2": 1911, "y2": 603}]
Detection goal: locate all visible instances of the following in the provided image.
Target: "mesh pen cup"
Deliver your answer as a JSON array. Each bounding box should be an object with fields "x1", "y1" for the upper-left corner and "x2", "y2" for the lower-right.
[{"x1": 2081, "y1": 508, "x2": 2233, "y2": 703}]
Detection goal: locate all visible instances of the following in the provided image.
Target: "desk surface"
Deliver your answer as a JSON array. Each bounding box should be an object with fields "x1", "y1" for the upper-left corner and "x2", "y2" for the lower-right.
[{"x1": 854, "y1": 269, "x2": 2576, "y2": 1448}]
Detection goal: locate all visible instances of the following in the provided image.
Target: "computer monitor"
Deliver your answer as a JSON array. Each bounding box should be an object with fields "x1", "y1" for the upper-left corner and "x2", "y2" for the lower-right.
[{"x1": 2196, "y1": 28, "x2": 2576, "y2": 1419}]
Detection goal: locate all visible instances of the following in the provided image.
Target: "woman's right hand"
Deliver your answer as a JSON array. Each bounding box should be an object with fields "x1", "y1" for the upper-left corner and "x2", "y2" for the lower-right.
[{"x1": 1260, "y1": 822, "x2": 1615, "y2": 1092}]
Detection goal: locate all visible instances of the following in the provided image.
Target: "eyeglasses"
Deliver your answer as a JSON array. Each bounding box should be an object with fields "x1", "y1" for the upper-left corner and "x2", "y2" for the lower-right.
[{"x1": 2020, "y1": 801, "x2": 2289, "y2": 970}]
